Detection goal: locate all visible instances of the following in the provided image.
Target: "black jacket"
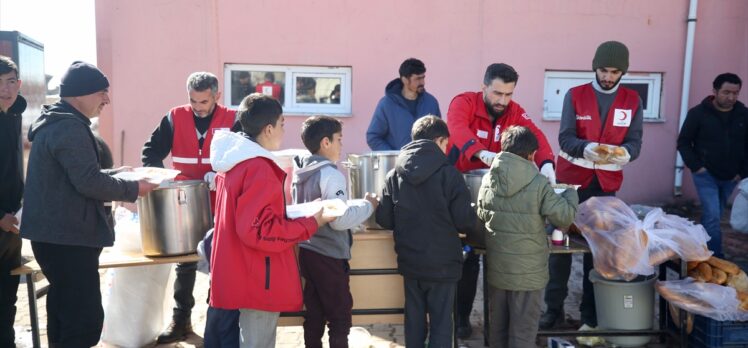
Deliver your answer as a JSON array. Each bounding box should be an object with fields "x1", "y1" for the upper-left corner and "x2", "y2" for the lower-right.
[
  {"x1": 21, "y1": 101, "x2": 139, "y2": 248},
  {"x1": 0, "y1": 96, "x2": 26, "y2": 268},
  {"x1": 375, "y1": 139, "x2": 477, "y2": 282},
  {"x1": 677, "y1": 96, "x2": 748, "y2": 180}
]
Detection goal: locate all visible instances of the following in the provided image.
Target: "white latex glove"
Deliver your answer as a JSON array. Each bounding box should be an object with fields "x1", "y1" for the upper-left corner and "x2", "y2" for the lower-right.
[
  {"x1": 540, "y1": 162, "x2": 556, "y2": 185},
  {"x1": 608, "y1": 146, "x2": 631, "y2": 166},
  {"x1": 477, "y1": 150, "x2": 497, "y2": 167},
  {"x1": 204, "y1": 171, "x2": 217, "y2": 191},
  {"x1": 583, "y1": 142, "x2": 603, "y2": 163}
]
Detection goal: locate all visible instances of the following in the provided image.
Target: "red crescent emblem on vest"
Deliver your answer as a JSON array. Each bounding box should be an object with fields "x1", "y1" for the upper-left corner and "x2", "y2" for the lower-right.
[{"x1": 616, "y1": 109, "x2": 628, "y2": 121}]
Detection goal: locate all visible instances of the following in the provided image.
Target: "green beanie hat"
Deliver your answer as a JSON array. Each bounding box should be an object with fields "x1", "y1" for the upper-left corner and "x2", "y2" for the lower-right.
[{"x1": 592, "y1": 41, "x2": 629, "y2": 73}]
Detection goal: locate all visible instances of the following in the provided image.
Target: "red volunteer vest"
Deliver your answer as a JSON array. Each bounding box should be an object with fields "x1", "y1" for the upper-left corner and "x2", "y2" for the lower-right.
[
  {"x1": 171, "y1": 104, "x2": 235, "y2": 210},
  {"x1": 255, "y1": 82, "x2": 282, "y2": 100},
  {"x1": 556, "y1": 83, "x2": 639, "y2": 192}
]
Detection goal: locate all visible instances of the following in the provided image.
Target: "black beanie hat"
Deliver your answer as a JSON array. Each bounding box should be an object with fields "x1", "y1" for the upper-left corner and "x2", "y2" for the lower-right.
[
  {"x1": 592, "y1": 41, "x2": 629, "y2": 73},
  {"x1": 59, "y1": 61, "x2": 110, "y2": 97}
]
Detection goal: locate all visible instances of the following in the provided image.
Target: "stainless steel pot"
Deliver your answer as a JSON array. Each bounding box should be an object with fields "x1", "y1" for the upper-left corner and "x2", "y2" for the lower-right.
[
  {"x1": 463, "y1": 169, "x2": 489, "y2": 248},
  {"x1": 463, "y1": 169, "x2": 489, "y2": 204},
  {"x1": 137, "y1": 180, "x2": 212, "y2": 256},
  {"x1": 343, "y1": 151, "x2": 400, "y2": 229}
]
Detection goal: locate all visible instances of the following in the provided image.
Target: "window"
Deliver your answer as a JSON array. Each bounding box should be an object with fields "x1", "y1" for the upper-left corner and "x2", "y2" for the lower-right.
[
  {"x1": 224, "y1": 64, "x2": 352, "y2": 116},
  {"x1": 542, "y1": 71, "x2": 663, "y2": 121}
]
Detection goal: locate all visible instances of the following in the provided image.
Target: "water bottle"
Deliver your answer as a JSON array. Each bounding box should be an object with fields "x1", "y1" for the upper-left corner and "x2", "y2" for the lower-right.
[{"x1": 462, "y1": 245, "x2": 472, "y2": 260}]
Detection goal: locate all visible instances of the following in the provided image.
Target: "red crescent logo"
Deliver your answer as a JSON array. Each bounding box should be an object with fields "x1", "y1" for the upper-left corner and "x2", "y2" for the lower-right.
[{"x1": 617, "y1": 110, "x2": 628, "y2": 121}]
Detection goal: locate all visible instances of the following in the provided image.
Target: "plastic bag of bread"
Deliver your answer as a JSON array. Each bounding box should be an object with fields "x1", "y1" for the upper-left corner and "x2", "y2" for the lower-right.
[
  {"x1": 577, "y1": 197, "x2": 713, "y2": 280},
  {"x1": 656, "y1": 278, "x2": 748, "y2": 321},
  {"x1": 576, "y1": 197, "x2": 652, "y2": 281},
  {"x1": 647, "y1": 208, "x2": 712, "y2": 264}
]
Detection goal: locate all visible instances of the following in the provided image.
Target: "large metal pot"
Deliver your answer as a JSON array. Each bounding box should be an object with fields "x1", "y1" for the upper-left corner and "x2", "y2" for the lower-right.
[
  {"x1": 138, "y1": 180, "x2": 212, "y2": 256},
  {"x1": 463, "y1": 169, "x2": 489, "y2": 248},
  {"x1": 343, "y1": 151, "x2": 400, "y2": 229}
]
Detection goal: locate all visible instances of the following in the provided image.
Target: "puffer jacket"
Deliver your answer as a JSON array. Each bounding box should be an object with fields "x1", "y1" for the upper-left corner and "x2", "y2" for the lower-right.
[
  {"x1": 477, "y1": 152, "x2": 578, "y2": 291},
  {"x1": 208, "y1": 130, "x2": 318, "y2": 311}
]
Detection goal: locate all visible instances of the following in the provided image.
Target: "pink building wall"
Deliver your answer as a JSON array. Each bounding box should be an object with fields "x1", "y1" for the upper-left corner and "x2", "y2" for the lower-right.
[{"x1": 95, "y1": 0, "x2": 748, "y2": 204}]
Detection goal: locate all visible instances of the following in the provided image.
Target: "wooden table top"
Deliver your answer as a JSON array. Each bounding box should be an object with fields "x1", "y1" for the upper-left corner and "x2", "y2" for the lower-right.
[{"x1": 11, "y1": 250, "x2": 200, "y2": 276}]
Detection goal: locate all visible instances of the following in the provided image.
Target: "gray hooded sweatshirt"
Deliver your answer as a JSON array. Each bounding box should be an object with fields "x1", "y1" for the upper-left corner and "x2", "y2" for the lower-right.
[{"x1": 292, "y1": 154, "x2": 373, "y2": 260}]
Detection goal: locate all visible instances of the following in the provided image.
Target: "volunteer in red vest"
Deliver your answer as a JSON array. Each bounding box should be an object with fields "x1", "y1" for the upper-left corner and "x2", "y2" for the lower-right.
[
  {"x1": 446, "y1": 63, "x2": 556, "y2": 338},
  {"x1": 142, "y1": 71, "x2": 239, "y2": 343},
  {"x1": 542, "y1": 41, "x2": 643, "y2": 331}
]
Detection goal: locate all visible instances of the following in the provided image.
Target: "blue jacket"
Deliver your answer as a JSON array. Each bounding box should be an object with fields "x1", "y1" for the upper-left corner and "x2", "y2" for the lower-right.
[{"x1": 366, "y1": 78, "x2": 441, "y2": 150}]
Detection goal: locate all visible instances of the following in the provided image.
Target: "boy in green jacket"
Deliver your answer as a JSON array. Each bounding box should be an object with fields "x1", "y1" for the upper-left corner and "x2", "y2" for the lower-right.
[{"x1": 477, "y1": 126, "x2": 578, "y2": 348}]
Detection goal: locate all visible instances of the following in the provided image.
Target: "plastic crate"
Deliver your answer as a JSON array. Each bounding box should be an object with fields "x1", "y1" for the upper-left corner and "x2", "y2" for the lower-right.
[{"x1": 668, "y1": 313, "x2": 748, "y2": 348}]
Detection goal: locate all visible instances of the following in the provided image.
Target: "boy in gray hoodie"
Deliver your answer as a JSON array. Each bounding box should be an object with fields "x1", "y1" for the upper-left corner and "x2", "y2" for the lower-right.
[{"x1": 293, "y1": 116, "x2": 378, "y2": 348}]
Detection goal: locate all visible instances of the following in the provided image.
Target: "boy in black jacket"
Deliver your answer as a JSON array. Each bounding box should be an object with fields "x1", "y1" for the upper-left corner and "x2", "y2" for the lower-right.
[{"x1": 376, "y1": 115, "x2": 477, "y2": 348}]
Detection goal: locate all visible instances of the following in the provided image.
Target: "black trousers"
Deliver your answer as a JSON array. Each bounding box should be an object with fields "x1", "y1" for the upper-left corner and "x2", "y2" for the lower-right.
[
  {"x1": 456, "y1": 252, "x2": 480, "y2": 320},
  {"x1": 31, "y1": 241, "x2": 103, "y2": 348},
  {"x1": 404, "y1": 277, "x2": 456, "y2": 348},
  {"x1": 544, "y1": 175, "x2": 615, "y2": 327},
  {"x1": 299, "y1": 248, "x2": 353, "y2": 348},
  {"x1": 172, "y1": 261, "x2": 198, "y2": 321},
  {"x1": 0, "y1": 232, "x2": 21, "y2": 347}
]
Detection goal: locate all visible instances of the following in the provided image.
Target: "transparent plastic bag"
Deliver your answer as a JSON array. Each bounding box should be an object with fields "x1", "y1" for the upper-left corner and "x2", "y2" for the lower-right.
[
  {"x1": 576, "y1": 197, "x2": 652, "y2": 281},
  {"x1": 101, "y1": 208, "x2": 172, "y2": 347},
  {"x1": 730, "y1": 179, "x2": 748, "y2": 233},
  {"x1": 648, "y1": 209, "x2": 712, "y2": 264},
  {"x1": 577, "y1": 197, "x2": 711, "y2": 281},
  {"x1": 656, "y1": 278, "x2": 748, "y2": 321}
]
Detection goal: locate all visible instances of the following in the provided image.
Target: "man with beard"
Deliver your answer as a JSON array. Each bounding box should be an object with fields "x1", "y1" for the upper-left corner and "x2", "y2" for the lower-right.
[
  {"x1": 367, "y1": 58, "x2": 441, "y2": 150},
  {"x1": 544, "y1": 41, "x2": 644, "y2": 330},
  {"x1": 142, "y1": 72, "x2": 240, "y2": 343},
  {"x1": 678, "y1": 73, "x2": 746, "y2": 258},
  {"x1": 446, "y1": 63, "x2": 556, "y2": 339}
]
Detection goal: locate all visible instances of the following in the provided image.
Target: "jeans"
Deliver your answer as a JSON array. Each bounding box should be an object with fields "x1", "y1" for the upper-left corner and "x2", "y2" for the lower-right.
[
  {"x1": 204, "y1": 306, "x2": 240, "y2": 348},
  {"x1": 692, "y1": 170, "x2": 738, "y2": 258},
  {"x1": 403, "y1": 278, "x2": 456, "y2": 348},
  {"x1": 238, "y1": 309, "x2": 280, "y2": 348}
]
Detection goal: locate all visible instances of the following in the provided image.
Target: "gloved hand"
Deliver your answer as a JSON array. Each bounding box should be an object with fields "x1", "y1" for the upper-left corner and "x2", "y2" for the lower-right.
[
  {"x1": 477, "y1": 150, "x2": 497, "y2": 167},
  {"x1": 583, "y1": 142, "x2": 604, "y2": 163},
  {"x1": 204, "y1": 171, "x2": 217, "y2": 191},
  {"x1": 608, "y1": 146, "x2": 631, "y2": 166},
  {"x1": 540, "y1": 162, "x2": 556, "y2": 185}
]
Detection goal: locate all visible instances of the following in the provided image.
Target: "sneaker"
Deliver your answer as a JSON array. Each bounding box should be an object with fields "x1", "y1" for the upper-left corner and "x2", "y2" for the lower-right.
[
  {"x1": 539, "y1": 311, "x2": 565, "y2": 330},
  {"x1": 156, "y1": 318, "x2": 194, "y2": 344}
]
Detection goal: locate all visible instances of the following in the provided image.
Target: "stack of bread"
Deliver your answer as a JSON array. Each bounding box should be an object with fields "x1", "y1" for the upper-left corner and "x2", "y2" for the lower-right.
[
  {"x1": 593, "y1": 144, "x2": 627, "y2": 164},
  {"x1": 687, "y1": 256, "x2": 748, "y2": 311}
]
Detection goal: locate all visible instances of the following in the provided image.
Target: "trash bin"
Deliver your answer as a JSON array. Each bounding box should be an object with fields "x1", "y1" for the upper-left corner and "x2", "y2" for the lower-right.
[{"x1": 589, "y1": 269, "x2": 657, "y2": 347}]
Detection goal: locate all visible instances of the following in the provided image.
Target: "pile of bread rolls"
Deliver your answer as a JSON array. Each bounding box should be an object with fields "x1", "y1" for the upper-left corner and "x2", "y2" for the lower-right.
[{"x1": 687, "y1": 256, "x2": 748, "y2": 311}]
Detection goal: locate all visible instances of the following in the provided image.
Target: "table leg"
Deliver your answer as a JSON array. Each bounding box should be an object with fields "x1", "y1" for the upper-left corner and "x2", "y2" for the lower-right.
[
  {"x1": 483, "y1": 255, "x2": 489, "y2": 347},
  {"x1": 26, "y1": 273, "x2": 41, "y2": 348}
]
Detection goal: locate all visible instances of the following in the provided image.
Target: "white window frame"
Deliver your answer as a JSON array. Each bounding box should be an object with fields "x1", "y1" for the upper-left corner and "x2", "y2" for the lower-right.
[
  {"x1": 542, "y1": 71, "x2": 663, "y2": 121},
  {"x1": 224, "y1": 64, "x2": 352, "y2": 116}
]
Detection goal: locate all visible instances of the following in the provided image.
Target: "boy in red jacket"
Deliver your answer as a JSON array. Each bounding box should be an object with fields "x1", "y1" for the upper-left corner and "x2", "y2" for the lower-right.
[{"x1": 208, "y1": 93, "x2": 334, "y2": 347}]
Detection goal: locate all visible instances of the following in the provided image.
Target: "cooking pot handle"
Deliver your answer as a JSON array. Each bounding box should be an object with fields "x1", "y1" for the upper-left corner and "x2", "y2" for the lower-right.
[
  {"x1": 178, "y1": 189, "x2": 187, "y2": 205},
  {"x1": 340, "y1": 161, "x2": 358, "y2": 169}
]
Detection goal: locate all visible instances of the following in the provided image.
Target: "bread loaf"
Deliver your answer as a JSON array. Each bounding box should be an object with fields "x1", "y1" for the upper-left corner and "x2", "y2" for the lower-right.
[
  {"x1": 697, "y1": 262, "x2": 713, "y2": 282},
  {"x1": 737, "y1": 291, "x2": 748, "y2": 311},
  {"x1": 649, "y1": 248, "x2": 676, "y2": 266},
  {"x1": 687, "y1": 261, "x2": 700, "y2": 272},
  {"x1": 707, "y1": 256, "x2": 740, "y2": 275},
  {"x1": 727, "y1": 271, "x2": 748, "y2": 293},
  {"x1": 711, "y1": 268, "x2": 728, "y2": 285}
]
